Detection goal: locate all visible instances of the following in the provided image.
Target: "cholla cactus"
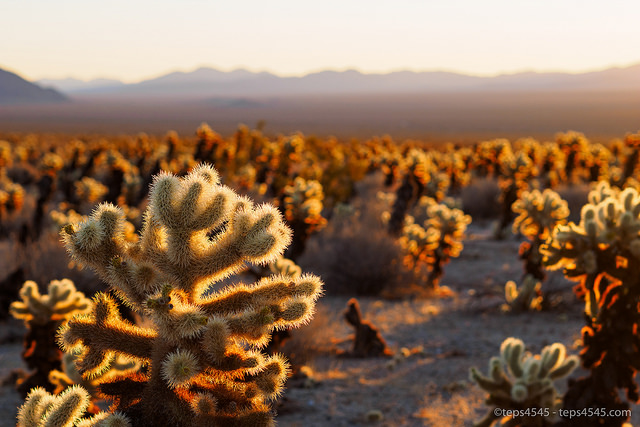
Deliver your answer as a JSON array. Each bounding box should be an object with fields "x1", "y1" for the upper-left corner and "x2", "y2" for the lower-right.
[
  {"x1": 542, "y1": 181, "x2": 640, "y2": 316},
  {"x1": 541, "y1": 181, "x2": 640, "y2": 425},
  {"x1": 11, "y1": 280, "x2": 91, "y2": 325},
  {"x1": 470, "y1": 337, "x2": 578, "y2": 427},
  {"x1": 556, "y1": 131, "x2": 590, "y2": 184},
  {"x1": 58, "y1": 164, "x2": 323, "y2": 426},
  {"x1": 269, "y1": 257, "x2": 302, "y2": 279},
  {"x1": 281, "y1": 176, "x2": 327, "y2": 261},
  {"x1": 17, "y1": 385, "x2": 130, "y2": 427},
  {"x1": 387, "y1": 149, "x2": 433, "y2": 235},
  {"x1": 10, "y1": 279, "x2": 92, "y2": 396},
  {"x1": 49, "y1": 350, "x2": 140, "y2": 396},
  {"x1": 75, "y1": 177, "x2": 108, "y2": 205},
  {"x1": 503, "y1": 275, "x2": 543, "y2": 312},
  {"x1": 512, "y1": 189, "x2": 569, "y2": 281},
  {"x1": 401, "y1": 197, "x2": 470, "y2": 291},
  {"x1": 495, "y1": 151, "x2": 537, "y2": 239}
]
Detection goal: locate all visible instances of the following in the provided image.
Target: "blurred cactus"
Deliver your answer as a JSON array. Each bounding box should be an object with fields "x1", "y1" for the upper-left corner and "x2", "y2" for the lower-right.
[
  {"x1": 503, "y1": 275, "x2": 543, "y2": 312},
  {"x1": 387, "y1": 149, "x2": 432, "y2": 235},
  {"x1": 10, "y1": 279, "x2": 92, "y2": 396},
  {"x1": 17, "y1": 385, "x2": 130, "y2": 427},
  {"x1": 542, "y1": 181, "x2": 640, "y2": 425},
  {"x1": 57, "y1": 164, "x2": 323, "y2": 426},
  {"x1": 281, "y1": 177, "x2": 327, "y2": 261},
  {"x1": 49, "y1": 350, "x2": 140, "y2": 395},
  {"x1": 512, "y1": 189, "x2": 569, "y2": 281},
  {"x1": 470, "y1": 337, "x2": 578, "y2": 427},
  {"x1": 74, "y1": 177, "x2": 108, "y2": 206},
  {"x1": 495, "y1": 151, "x2": 537, "y2": 239},
  {"x1": 556, "y1": 131, "x2": 591, "y2": 184},
  {"x1": 401, "y1": 198, "x2": 471, "y2": 291},
  {"x1": 269, "y1": 257, "x2": 302, "y2": 279}
]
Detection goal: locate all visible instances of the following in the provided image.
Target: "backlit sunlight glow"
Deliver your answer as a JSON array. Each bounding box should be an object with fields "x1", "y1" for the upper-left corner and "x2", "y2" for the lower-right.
[{"x1": 2, "y1": 0, "x2": 639, "y2": 82}]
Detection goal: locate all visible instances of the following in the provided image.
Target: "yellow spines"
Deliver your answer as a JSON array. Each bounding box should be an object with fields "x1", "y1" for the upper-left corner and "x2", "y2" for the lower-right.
[
  {"x1": 49, "y1": 349, "x2": 140, "y2": 396},
  {"x1": 18, "y1": 385, "x2": 132, "y2": 427},
  {"x1": 58, "y1": 292, "x2": 156, "y2": 377},
  {"x1": 61, "y1": 203, "x2": 129, "y2": 276},
  {"x1": 282, "y1": 177, "x2": 327, "y2": 233},
  {"x1": 543, "y1": 182, "x2": 640, "y2": 272},
  {"x1": 512, "y1": 188, "x2": 569, "y2": 240},
  {"x1": 54, "y1": 163, "x2": 322, "y2": 426},
  {"x1": 17, "y1": 385, "x2": 91, "y2": 427},
  {"x1": 10, "y1": 279, "x2": 91, "y2": 325},
  {"x1": 400, "y1": 197, "x2": 471, "y2": 274}
]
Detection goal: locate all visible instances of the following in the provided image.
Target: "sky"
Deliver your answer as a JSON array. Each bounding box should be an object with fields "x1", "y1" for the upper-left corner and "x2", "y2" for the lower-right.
[{"x1": 2, "y1": 0, "x2": 640, "y2": 83}]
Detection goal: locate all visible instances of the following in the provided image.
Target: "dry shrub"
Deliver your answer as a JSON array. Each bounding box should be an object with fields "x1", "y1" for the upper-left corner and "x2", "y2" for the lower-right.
[
  {"x1": 278, "y1": 303, "x2": 334, "y2": 369},
  {"x1": 460, "y1": 178, "x2": 500, "y2": 220},
  {"x1": 299, "y1": 174, "x2": 404, "y2": 296}
]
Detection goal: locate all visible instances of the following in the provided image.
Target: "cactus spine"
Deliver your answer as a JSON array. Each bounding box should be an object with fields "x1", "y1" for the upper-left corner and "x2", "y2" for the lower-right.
[
  {"x1": 55, "y1": 164, "x2": 322, "y2": 426},
  {"x1": 542, "y1": 181, "x2": 640, "y2": 426}
]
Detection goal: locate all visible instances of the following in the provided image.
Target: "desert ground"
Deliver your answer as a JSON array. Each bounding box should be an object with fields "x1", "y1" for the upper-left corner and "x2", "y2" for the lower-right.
[{"x1": 2, "y1": 218, "x2": 637, "y2": 427}]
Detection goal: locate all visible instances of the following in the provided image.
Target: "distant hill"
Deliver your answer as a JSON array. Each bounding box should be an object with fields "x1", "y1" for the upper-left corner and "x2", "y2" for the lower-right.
[
  {"x1": 37, "y1": 63, "x2": 640, "y2": 99},
  {"x1": 0, "y1": 68, "x2": 68, "y2": 104},
  {"x1": 37, "y1": 77, "x2": 124, "y2": 93}
]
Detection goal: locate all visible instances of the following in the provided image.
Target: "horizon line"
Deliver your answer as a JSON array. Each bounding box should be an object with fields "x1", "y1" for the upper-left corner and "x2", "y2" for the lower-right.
[{"x1": 7, "y1": 60, "x2": 640, "y2": 85}]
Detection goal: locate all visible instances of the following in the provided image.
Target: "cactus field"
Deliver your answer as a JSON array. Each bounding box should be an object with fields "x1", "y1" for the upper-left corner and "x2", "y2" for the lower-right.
[{"x1": 3, "y1": 128, "x2": 640, "y2": 426}]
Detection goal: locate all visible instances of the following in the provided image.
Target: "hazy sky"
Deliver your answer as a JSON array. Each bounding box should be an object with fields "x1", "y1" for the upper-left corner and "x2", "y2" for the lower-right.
[{"x1": 2, "y1": 0, "x2": 639, "y2": 83}]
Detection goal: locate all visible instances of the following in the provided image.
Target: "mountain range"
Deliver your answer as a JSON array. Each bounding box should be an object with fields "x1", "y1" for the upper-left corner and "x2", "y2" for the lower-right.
[
  {"x1": 35, "y1": 63, "x2": 640, "y2": 99},
  {"x1": 0, "y1": 68, "x2": 67, "y2": 104}
]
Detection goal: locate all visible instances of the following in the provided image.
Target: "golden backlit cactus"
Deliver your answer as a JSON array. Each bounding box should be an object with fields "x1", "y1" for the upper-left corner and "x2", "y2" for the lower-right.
[
  {"x1": 512, "y1": 189, "x2": 569, "y2": 241},
  {"x1": 541, "y1": 181, "x2": 640, "y2": 425},
  {"x1": 495, "y1": 151, "x2": 537, "y2": 239},
  {"x1": 49, "y1": 350, "x2": 140, "y2": 396},
  {"x1": 18, "y1": 385, "x2": 130, "y2": 427},
  {"x1": 10, "y1": 279, "x2": 92, "y2": 397},
  {"x1": 269, "y1": 257, "x2": 302, "y2": 279},
  {"x1": 542, "y1": 181, "x2": 640, "y2": 315},
  {"x1": 512, "y1": 188, "x2": 569, "y2": 281},
  {"x1": 400, "y1": 197, "x2": 470, "y2": 290},
  {"x1": 74, "y1": 177, "x2": 109, "y2": 205},
  {"x1": 11, "y1": 279, "x2": 91, "y2": 326},
  {"x1": 556, "y1": 130, "x2": 591, "y2": 184},
  {"x1": 281, "y1": 176, "x2": 327, "y2": 260},
  {"x1": 57, "y1": 163, "x2": 323, "y2": 426},
  {"x1": 470, "y1": 337, "x2": 578, "y2": 427},
  {"x1": 503, "y1": 275, "x2": 543, "y2": 312}
]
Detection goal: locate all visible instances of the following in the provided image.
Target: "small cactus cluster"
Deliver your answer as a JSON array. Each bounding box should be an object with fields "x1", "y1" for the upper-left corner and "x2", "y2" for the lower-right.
[
  {"x1": 511, "y1": 188, "x2": 569, "y2": 295},
  {"x1": 400, "y1": 197, "x2": 471, "y2": 290},
  {"x1": 74, "y1": 177, "x2": 108, "y2": 206},
  {"x1": 503, "y1": 275, "x2": 543, "y2": 312},
  {"x1": 45, "y1": 164, "x2": 323, "y2": 426},
  {"x1": 18, "y1": 386, "x2": 129, "y2": 427},
  {"x1": 281, "y1": 176, "x2": 327, "y2": 261},
  {"x1": 542, "y1": 182, "x2": 640, "y2": 316},
  {"x1": 542, "y1": 181, "x2": 640, "y2": 425},
  {"x1": 470, "y1": 337, "x2": 578, "y2": 427},
  {"x1": 495, "y1": 151, "x2": 537, "y2": 239},
  {"x1": 10, "y1": 279, "x2": 92, "y2": 396}
]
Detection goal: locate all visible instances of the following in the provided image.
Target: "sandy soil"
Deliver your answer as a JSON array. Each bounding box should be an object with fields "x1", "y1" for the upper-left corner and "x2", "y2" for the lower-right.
[{"x1": 1, "y1": 223, "x2": 638, "y2": 427}]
